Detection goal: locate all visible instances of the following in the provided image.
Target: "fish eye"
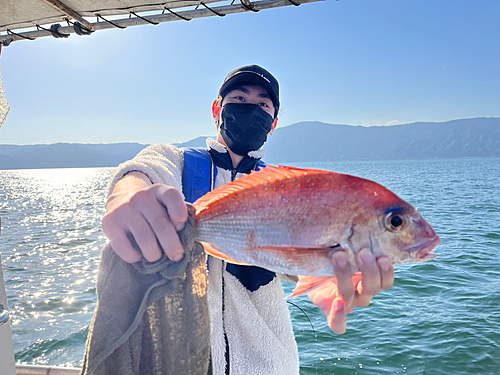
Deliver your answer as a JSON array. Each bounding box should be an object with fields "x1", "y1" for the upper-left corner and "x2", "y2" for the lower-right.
[
  {"x1": 391, "y1": 215, "x2": 403, "y2": 227},
  {"x1": 384, "y1": 213, "x2": 406, "y2": 231}
]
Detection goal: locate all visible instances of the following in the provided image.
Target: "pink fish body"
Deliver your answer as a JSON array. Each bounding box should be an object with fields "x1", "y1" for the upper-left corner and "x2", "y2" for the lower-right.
[{"x1": 193, "y1": 165, "x2": 440, "y2": 278}]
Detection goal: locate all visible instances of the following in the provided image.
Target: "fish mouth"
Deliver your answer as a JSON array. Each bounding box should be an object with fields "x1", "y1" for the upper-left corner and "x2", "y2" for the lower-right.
[{"x1": 406, "y1": 235, "x2": 441, "y2": 260}]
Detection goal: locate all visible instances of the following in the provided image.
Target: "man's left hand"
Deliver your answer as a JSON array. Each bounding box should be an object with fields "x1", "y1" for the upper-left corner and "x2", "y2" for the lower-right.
[{"x1": 307, "y1": 249, "x2": 394, "y2": 334}]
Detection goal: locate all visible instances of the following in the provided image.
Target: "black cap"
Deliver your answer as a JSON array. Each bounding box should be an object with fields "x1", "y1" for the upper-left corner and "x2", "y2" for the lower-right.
[{"x1": 219, "y1": 64, "x2": 280, "y2": 117}]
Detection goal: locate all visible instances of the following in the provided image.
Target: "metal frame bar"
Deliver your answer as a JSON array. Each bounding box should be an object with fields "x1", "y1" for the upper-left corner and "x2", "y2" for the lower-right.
[{"x1": 0, "y1": 0, "x2": 321, "y2": 45}]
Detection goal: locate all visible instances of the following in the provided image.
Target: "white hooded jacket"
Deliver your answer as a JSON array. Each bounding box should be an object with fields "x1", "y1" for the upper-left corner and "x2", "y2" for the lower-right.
[{"x1": 106, "y1": 138, "x2": 300, "y2": 375}]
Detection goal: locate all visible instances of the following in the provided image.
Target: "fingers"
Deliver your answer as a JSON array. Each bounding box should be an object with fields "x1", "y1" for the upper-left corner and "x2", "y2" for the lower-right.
[
  {"x1": 328, "y1": 298, "x2": 347, "y2": 335},
  {"x1": 355, "y1": 248, "x2": 382, "y2": 306},
  {"x1": 131, "y1": 185, "x2": 188, "y2": 262},
  {"x1": 377, "y1": 256, "x2": 395, "y2": 290},
  {"x1": 332, "y1": 251, "x2": 355, "y2": 309},
  {"x1": 108, "y1": 232, "x2": 143, "y2": 264},
  {"x1": 103, "y1": 184, "x2": 188, "y2": 263},
  {"x1": 330, "y1": 249, "x2": 394, "y2": 309},
  {"x1": 155, "y1": 187, "x2": 189, "y2": 231},
  {"x1": 127, "y1": 214, "x2": 163, "y2": 263},
  {"x1": 103, "y1": 211, "x2": 143, "y2": 263},
  {"x1": 104, "y1": 204, "x2": 164, "y2": 263},
  {"x1": 317, "y1": 249, "x2": 395, "y2": 335},
  {"x1": 141, "y1": 201, "x2": 184, "y2": 262}
]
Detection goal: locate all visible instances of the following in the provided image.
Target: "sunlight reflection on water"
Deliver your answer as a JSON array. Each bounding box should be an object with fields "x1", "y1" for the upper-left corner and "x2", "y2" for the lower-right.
[{"x1": 1, "y1": 167, "x2": 112, "y2": 367}]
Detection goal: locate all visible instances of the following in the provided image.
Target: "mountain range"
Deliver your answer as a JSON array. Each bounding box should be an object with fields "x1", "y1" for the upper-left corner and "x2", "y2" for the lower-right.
[{"x1": 0, "y1": 117, "x2": 498, "y2": 169}]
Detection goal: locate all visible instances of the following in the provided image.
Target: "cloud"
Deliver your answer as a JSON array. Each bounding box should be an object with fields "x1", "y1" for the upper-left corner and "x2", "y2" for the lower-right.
[{"x1": 386, "y1": 120, "x2": 400, "y2": 126}]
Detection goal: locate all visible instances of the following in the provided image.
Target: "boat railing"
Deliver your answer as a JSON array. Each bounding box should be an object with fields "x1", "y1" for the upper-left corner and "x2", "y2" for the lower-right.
[
  {"x1": 0, "y1": 253, "x2": 17, "y2": 374},
  {"x1": 15, "y1": 365, "x2": 82, "y2": 374},
  {"x1": 2, "y1": 254, "x2": 84, "y2": 374}
]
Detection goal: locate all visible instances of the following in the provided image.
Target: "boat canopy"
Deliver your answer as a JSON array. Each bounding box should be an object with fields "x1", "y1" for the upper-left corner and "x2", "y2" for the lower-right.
[{"x1": 0, "y1": 0, "x2": 320, "y2": 45}]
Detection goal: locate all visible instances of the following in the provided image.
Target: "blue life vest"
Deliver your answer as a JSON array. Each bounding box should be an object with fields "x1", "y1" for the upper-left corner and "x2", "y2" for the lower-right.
[
  {"x1": 181, "y1": 147, "x2": 275, "y2": 292},
  {"x1": 181, "y1": 147, "x2": 218, "y2": 204}
]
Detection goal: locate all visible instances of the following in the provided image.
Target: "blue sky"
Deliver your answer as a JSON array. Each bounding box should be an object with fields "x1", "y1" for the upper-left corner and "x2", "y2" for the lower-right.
[{"x1": 0, "y1": 0, "x2": 499, "y2": 145}]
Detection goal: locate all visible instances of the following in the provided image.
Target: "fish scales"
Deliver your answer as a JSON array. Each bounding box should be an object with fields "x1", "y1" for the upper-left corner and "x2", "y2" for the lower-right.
[{"x1": 194, "y1": 170, "x2": 342, "y2": 275}]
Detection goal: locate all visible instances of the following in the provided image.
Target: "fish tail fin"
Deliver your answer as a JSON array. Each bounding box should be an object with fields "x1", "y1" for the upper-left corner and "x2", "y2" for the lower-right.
[{"x1": 286, "y1": 276, "x2": 335, "y2": 299}]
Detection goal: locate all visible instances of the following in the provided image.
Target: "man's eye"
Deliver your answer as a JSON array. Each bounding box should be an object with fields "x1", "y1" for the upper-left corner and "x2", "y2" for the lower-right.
[
  {"x1": 234, "y1": 96, "x2": 245, "y2": 101},
  {"x1": 259, "y1": 102, "x2": 269, "y2": 108}
]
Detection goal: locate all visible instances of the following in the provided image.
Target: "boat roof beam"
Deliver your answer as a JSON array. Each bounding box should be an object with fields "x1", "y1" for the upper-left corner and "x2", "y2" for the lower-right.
[
  {"x1": 39, "y1": 0, "x2": 95, "y2": 31},
  {"x1": 0, "y1": 0, "x2": 321, "y2": 46}
]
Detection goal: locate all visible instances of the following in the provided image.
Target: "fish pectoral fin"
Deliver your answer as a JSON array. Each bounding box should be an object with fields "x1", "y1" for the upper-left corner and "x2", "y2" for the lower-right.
[
  {"x1": 287, "y1": 276, "x2": 336, "y2": 299},
  {"x1": 199, "y1": 241, "x2": 251, "y2": 266}
]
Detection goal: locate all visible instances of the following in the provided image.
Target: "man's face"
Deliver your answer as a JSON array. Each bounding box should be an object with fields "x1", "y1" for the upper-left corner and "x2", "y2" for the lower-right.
[
  {"x1": 221, "y1": 85, "x2": 276, "y2": 118},
  {"x1": 214, "y1": 84, "x2": 278, "y2": 152}
]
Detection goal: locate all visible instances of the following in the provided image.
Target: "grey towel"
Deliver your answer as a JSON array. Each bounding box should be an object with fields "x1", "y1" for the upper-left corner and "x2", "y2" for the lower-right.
[{"x1": 81, "y1": 206, "x2": 212, "y2": 375}]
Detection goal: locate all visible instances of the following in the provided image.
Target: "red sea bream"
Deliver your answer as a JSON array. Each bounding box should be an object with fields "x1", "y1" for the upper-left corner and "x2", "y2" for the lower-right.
[{"x1": 192, "y1": 165, "x2": 440, "y2": 281}]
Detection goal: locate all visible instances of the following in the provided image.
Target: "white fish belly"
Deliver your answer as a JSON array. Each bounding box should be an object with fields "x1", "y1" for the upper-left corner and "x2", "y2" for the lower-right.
[{"x1": 197, "y1": 213, "x2": 337, "y2": 276}]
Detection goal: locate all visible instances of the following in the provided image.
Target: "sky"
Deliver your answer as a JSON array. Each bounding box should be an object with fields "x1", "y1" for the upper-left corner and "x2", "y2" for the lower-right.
[{"x1": 0, "y1": 0, "x2": 499, "y2": 145}]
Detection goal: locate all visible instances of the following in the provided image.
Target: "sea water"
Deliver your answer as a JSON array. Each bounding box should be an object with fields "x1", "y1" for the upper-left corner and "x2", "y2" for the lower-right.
[{"x1": 0, "y1": 158, "x2": 499, "y2": 374}]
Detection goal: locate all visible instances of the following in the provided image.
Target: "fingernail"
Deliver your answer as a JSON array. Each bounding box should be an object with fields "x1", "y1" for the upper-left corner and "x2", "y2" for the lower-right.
[
  {"x1": 378, "y1": 257, "x2": 391, "y2": 272},
  {"x1": 359, "y1": 249, "x2": 375, "y2": 265},
  {"x1": 334, "y1": 299, "x2": 345, "y2": 313},
  {"x1": 175, "y1": 223, "x2": 185, "y2": 232},
  {"x1": 333, "y1": 252, "x2": 347, "y2": 268}
]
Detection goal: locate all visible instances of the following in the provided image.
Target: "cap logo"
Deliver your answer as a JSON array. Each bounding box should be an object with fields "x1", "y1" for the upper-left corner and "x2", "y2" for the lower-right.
[
  {"x1": 254, "y1": 72, "x2": 271, "y2": 84},
  {"x1": 234, "y1": 70, "x2": 271, "y2": 84}
]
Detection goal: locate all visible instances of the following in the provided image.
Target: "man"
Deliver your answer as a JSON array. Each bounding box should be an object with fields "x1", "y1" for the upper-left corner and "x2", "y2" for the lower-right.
[{"x1": 102, "y1": 65, "x2": 394, "y2": 374}]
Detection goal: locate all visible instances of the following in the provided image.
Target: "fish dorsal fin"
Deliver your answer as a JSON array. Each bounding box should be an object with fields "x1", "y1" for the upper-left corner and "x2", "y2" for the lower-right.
[{"x1": 193, "y1": 165, "x2": 334, "y2": 213}]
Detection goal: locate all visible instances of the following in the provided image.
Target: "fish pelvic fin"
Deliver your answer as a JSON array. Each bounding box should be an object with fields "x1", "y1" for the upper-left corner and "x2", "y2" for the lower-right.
[
  {"x1": 199, "y1": 241, "x2": 251, "y2": 266},
  {"x1": 287, "y1": 276, "x2": 335, "y2": 299},
  {"x1": 287, "y1": 272, "x2": 363, "y2": 300}
]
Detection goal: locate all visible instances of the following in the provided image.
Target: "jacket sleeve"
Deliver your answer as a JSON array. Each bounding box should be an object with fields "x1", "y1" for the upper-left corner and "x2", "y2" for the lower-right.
[{"x1": 106, "y1": 144, "x2": 184, "y2": 198}]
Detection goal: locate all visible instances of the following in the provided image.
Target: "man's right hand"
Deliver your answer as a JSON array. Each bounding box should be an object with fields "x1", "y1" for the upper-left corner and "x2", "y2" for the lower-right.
[{"x1": 102, "y1": 172, "x2": 188, "y2": 263}]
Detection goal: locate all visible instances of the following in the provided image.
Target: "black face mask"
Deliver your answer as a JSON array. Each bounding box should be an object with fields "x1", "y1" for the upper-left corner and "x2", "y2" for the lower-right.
[{"x1": 220, "y1": 103, "x2": 274, "y2": 156}]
